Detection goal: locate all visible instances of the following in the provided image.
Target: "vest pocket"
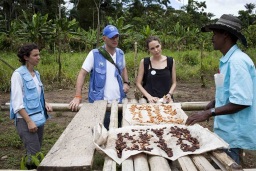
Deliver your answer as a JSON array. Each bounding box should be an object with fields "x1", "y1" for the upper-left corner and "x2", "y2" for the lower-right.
[
  {"x1": 25, "y1": 80, "x2": 39, "y2": 109},
  {"x1": 26, "y1": 93, "x2": 40, "y2": 109},
  {"x1": 94, "y1": 68, "x2": 106, "y2": 88},
  {"x1": 30, "y1": 112, "x2": 46, "y2": 127}
]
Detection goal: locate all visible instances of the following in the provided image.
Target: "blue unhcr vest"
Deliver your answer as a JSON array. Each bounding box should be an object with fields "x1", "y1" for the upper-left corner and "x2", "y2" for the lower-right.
[
  {"x1": 10, "y1": 66, "x2": 49, "y2": 121},
  {"x1": 88, "y1": 48, "x2": 126, "y2": 103}
]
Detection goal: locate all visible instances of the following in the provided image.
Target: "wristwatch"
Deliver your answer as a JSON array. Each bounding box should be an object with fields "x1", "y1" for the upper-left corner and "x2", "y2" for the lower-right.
[
  {"x1": 210, "y1": 108, "x2": 216, "y2": 116},
  {"x1": 124, "y1": 81, "x2": 130, "y2": 86}
]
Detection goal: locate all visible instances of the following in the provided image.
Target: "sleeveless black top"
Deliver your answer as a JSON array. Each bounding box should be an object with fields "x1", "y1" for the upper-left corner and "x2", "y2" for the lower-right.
[{"x1": 143, "y1": 57, "x2": 173, "y2": 98}]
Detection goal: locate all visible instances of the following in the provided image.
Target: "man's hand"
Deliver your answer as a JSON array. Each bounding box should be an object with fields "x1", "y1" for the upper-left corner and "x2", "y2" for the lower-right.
[
  {"x1": 69, "y1": 97, "x2": 81, "y2": 112},
  {"x1": 123, "y1": 83, "x2": 130, "y2": 93},
  {"x1": 185, "y1": 110, "x2": 211, "y2": 125}
]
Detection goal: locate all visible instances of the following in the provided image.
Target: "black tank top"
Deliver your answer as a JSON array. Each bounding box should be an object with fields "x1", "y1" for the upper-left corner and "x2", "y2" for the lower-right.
[{"x1": 143, "y1": 57, "x2": 173, "y2": 98}]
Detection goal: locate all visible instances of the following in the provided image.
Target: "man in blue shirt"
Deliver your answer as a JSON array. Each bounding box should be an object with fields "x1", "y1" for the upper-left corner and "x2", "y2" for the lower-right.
[{"x1": 186, "y1": 14, "x2": 256, "y2": 165}]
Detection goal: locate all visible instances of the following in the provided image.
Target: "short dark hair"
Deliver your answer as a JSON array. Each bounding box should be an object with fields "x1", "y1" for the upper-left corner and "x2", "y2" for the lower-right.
[
  {"x1": 17, "y1": 43, "x2": 38, "y2": 65},
  {"x1": 146, "y1": 36, "x2": 161, "y2": 50}
]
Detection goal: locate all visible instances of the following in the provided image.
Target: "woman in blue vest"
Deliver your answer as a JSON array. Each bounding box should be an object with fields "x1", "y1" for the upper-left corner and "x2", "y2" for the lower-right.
[{"x1": 10, "y1": 43, "x2": 52, "y2": 169}]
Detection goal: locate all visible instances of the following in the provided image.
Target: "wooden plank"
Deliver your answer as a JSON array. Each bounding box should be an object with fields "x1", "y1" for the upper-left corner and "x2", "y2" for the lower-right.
[
  {"x1": 148, "y1": 156, "x2": 172, "y2": 171},
  {"x1": 138, "y1": 98, "x2": 172, "y2": 171},
  {"x1": 103, "y1": 100, "x2": 119, "y2": 171},
  {"x1": 122, "y1": 98, "x2": 134, "y2": 171},
  {"x1": 191, "y1": 154, "x2": 216, "y2": 171},
  {"x1": 132, "y1": 98, "x2": 150, "y2": 171},
  {"x1": 210, "y1": 150, "x2": 243, "y2": 171},
  {"x1": 209, "y1": 154, "x2": 228, "y2": 171},
  {"x1": 109, "y1": 100, "x2": 119, "y2": 129},
  {"x1": 133, "y1": 154, "x2": 149, "y2": 171},
  {"x1": 177, "y1": 156, "x2": 198, "y2": 171},
  {"x1": 103, "y1": 158, "x2": 116, "y2": 171},
  {"x1": 37, "y1": 101, "x2": 108, "y2": 171}
]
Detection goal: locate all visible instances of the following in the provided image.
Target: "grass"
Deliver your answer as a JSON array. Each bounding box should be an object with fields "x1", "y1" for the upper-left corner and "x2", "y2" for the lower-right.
[
  {"x1": 1, "y1": 48, "x2": 256, "y2": 91},
  {"x1": 0, "y1": 111, "x2": 74, "y2": 169}
]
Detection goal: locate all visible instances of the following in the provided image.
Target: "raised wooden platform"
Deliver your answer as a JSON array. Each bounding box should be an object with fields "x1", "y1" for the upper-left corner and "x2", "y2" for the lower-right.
[{"x1": 35, "y1": 99, "x2": 247, "y2": 171}]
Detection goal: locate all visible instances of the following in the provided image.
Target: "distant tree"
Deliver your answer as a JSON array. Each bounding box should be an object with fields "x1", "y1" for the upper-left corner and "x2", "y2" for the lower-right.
[{"x1": 238, "y1": 3, "x2": 256, "y2": 27}]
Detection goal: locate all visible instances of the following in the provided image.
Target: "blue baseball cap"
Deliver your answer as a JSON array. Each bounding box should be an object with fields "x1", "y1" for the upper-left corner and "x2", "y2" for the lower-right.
[{"x1": 103, "y1": 25, "x2": 119, "y2": 38}]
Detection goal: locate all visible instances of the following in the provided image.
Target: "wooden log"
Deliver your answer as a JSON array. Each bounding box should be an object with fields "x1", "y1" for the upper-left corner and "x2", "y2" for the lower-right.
[
  {"x1": 138, "y1": 97, "x2": 172, "y2": 171},
  {"x1": 37, "y1": 101, "x2": 107, "y2": 171},
  {"x1": 109, "y1": 100, "x2": 119, "y2": 129},
  {"x1": 180, "y1": 102, "x2": 209, "y2": 111},
  {"x1": 103, "y1": 158, "x2": 116, "y2": 171},
  {"x1": 210, "y1": 150, "x2": 243, "y2": 171},
  {"x1": 177, "y1": 156, "x2": 197, "y2": 171},
  {"x1": 122, "y1": 98, "x2": 135, "y2": 171},
  {"x1": 103, "y1": 100, "x2": 119, "y2": 171},
  {"x1": 148, "y1": 156, "x2": 172, "y2": 171},
  {"x1": 132, "y1": 98, "x2": 150, "y2": 171},
  {"x1": 133, "y1": 154, "x2": 149, "y2": 171},
  {"x1": 191, "y1": 154, "x2": 216, "y2": 171},
  {"x1": 1, "y1": 101, "x2": 209, "y2": 112}
]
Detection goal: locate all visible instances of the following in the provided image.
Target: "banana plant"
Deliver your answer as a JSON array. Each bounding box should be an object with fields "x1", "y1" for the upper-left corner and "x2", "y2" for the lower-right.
[{"x1": 18, "y1": 10, "x2": 53, "y2": 49}]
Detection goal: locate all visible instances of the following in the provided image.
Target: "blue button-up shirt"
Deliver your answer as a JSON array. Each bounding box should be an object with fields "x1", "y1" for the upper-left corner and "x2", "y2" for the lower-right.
[{"x1": 214, "y1": 45, "x2": 256, "y2": 150}]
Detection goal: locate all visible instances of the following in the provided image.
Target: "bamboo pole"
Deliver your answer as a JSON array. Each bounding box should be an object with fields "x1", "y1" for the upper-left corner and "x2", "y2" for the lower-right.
[{"x1": 1, "y1": 101, "x2": 209, "y2": 112}]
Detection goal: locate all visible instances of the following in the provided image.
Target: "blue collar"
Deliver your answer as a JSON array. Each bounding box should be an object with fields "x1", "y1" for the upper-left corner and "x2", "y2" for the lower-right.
[{"x1": 220, "y1": 45, "x2": 239, "y2": 64}]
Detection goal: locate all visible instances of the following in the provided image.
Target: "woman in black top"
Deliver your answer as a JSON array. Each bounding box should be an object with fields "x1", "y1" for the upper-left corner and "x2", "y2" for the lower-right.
[{"x1": 136, "y1": 36, "x2": 177, "y2": 103}]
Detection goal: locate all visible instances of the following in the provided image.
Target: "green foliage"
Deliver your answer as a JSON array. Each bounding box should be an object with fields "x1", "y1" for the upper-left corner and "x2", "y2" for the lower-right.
[
  {"x1": 19, "y1": 11, "x2": 53, "y2": 49},
  {"x1": 0, "y1": 48, "x2": 256, "y2": 92},
  {"x1": 92, "y1": 151, "x2": 105, "y2": 170},
  {"x1": 244, "y1": 24, "x2": 256, "y2": 48},
  {"x1": 179, "y1": 51, "x2": 200, "y2": 66},
  {"x1": 20, "y1": 152, "x2": 44, "y2": 169}
]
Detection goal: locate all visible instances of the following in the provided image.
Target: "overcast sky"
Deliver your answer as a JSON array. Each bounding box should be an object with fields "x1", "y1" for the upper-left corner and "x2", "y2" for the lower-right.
[{"x1": 173, "y1": 0, "x2": 255, "y2": 18}]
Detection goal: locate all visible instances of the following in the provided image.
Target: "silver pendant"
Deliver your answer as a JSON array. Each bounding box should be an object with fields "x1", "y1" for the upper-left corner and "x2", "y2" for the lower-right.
[{"x1": 151, "y1": 70, "x2": 156, "y2": 75}]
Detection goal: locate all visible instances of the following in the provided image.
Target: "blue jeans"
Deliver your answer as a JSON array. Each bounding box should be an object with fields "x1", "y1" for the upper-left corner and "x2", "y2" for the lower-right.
[
  {"x1": 103, "y1": 111, "x2": 122, "y2": 130},
  {"x1": 224, "y1": 148, "x2": 242, "y2": 165}
]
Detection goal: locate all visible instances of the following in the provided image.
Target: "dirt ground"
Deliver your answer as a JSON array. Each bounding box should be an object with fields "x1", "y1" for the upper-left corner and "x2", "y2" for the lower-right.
[{"x1": 0, "y1": 81, "x2": 256, "y2": 168}]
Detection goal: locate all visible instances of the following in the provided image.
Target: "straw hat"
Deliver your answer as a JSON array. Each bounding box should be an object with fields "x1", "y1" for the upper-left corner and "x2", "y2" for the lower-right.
[{"x1": 201, "y1": 14, "x2": 247, "y2": 47}]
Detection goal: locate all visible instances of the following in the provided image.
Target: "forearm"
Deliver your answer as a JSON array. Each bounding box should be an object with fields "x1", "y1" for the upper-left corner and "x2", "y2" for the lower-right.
[
  {"x1": 214, "y1": 103, "x2": 248, "y2": 116},
  {"x1": 205, "y1": 99, "x2": 215, "y2": 110},
  {"x1": 122, "y1": 67, "x2": 129, "y2": 82},
  {"x1": 18, "y1": 108, "x2": 32, "y2": 123},
  {"x1": 168, "y1": 82, "x2": 176, "y2": 95},
  {"x1": 136, "y1": 82, "x2": 151, "y2": 99},
  {"x1": 75, "y1": 70, "x2": 87, "y2": 96}
]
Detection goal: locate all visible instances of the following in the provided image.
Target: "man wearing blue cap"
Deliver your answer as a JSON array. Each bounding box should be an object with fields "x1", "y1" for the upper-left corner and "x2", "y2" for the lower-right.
[{"x1": 69, "y1": 25, "x2": 130, "y2": 129}]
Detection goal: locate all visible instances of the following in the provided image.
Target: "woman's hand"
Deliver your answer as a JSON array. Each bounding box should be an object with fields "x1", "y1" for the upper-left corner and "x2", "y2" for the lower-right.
[
  {"x1": 27, "y1": 120, "x2": 38, "y2": 132},
  {"x1": 147, "y1": 96, "x2": 159, "y2": 103},
  {"x1": 165, "y1": 93, "x2": 173, "y2": 103},
  {"x1": 45, "y1": 102, "x2": 53, "y2": 112}
]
